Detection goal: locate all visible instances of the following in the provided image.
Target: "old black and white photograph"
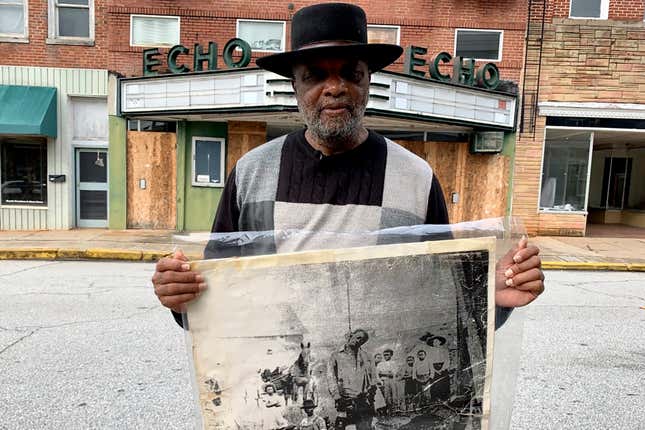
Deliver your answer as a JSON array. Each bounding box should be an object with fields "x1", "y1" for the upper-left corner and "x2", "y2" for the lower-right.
[{"x1": 188, "y1": 238, "x2": 495, "y2": 430}]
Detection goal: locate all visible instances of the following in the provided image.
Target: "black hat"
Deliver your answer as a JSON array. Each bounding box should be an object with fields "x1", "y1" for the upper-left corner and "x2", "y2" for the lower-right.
[
  {"x1": 256, "y1": 3, "x2": 403, "y2": 78},
  {"x1": 301, "y1": 399, "x2": 317, "y2": 409}
]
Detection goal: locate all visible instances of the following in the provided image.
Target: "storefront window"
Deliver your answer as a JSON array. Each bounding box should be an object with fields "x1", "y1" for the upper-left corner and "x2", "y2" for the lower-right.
[
  {"x1": 539, "y1": 130, "x2": 592, "y2": 212},
  {"x1": 1, "y1": 139, "x2": 47, "y2": 205},
  {"x1": 192, "y1": 137, "x2": 225, "y2": 187}
]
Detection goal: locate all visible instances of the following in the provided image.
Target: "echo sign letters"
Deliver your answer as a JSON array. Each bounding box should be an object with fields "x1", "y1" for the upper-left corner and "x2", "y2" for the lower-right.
[{"x1": 142, "y1": 40, "x2": 502, "y2": 91}]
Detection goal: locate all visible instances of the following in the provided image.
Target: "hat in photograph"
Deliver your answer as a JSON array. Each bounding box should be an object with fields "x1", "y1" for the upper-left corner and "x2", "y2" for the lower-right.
[
  {"x1": 301, "y1": 399, "x2": 317, "y2": 409},
  {"x1": 430, "y1": 336, "x2": 447, "y2": 346},
  {"x1": 255, "y1": 3, "x2": 403, "y2": 78}
]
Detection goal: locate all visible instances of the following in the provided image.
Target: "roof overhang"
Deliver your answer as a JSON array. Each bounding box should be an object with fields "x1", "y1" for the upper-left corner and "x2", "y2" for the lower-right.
[
  {"x1": 119, "y1": 68, "x2": 517, "y2": 132},
  {"x1": 0, "y1": 85, "x2": 57, "y2": 138},
  {"x1": 539, "y1": 102, "x2": 645, "y2": 120}
]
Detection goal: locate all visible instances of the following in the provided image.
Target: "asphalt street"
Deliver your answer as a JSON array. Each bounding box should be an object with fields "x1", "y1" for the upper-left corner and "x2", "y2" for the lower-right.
[{"x1": 0, "y1": 261, "x2": 643, "y2": 429}]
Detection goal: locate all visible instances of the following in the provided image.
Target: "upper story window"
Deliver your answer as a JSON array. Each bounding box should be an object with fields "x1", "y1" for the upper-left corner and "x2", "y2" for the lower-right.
[
  {"x1": 569, "y1": 0, "x2": 609, "y2": 19},
  {"x1": 47, "y1": 0, "x2": 94, "y2": 45},
  {"x1": 130, "y1": 15, "x2": 180, "y2": 47},
  {"x1": 0, "y1": 0, "x2": 28, "y2": 42},
  {"x1": 236, "y1": 19, "x2": 285, "y2": 52},
  {"x1": 454, "y1": 29, "x2": 503, "y2": 62},
  {"x1": 367, "y1": 25, "x2": 400, "y2": 45}
]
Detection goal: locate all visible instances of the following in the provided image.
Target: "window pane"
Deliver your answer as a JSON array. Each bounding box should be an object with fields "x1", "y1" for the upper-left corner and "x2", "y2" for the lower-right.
[
  {"x1": 58, "y1": 0, "x2": 89, "y2": 5},
  {"x1": 238, "y1": 21, "x2": 284, "y2": 52},
  {"x1": 131, "y1": 16, "x2": 179, "y2": 47},
  {"x1": 194, "y1": 139, "x2": 222, "y2": 184},
  {"x1": 456, "y1": 30, "x2": 501, "y2": 60},
  {"x1": 540, "y1": 131, "x2": 591, "y2": 211},
  {"x1": 78, "y1": 151, "x2": 107, "y2": 183},
  {"x1": 1, "y1": 140, "x2": 47, "y2": 205},
  {"x1": 58, "y1": 6, "x2": 89, "y2": 37},
  {"x1": 79, "y1": 190, "x2": 107, "y2": 219},
  {"x1": 367, "y1": 26, "x2": 398, "y2": 44},
  {"x1": 0, "y1": 4, "x2": 25, "y2": 35},
  {"x1": 570, "y1": 0, "x2": 602, "y2": 18}
]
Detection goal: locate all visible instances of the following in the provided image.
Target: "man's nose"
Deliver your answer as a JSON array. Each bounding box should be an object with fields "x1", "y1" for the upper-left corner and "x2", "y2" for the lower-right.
[{"x1": 322, "y1": 74, "x2": 347, "y2": 97}]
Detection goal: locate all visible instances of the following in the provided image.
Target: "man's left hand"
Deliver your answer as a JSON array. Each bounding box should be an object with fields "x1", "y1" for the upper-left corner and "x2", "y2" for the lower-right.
[{"x1": 495, "y1": 236, "x2": 545, "y2": 307}]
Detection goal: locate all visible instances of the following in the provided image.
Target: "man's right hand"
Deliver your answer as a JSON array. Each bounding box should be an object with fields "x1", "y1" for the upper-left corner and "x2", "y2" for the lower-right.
[{"x1": 152, "y1": 249, "x2": 207, "y2": 313}]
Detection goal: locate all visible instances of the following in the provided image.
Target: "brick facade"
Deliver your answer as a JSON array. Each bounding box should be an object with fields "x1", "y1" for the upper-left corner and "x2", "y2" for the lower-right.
[{"x1": 513, "y1": 0, "x2": 645, "y2": 236}]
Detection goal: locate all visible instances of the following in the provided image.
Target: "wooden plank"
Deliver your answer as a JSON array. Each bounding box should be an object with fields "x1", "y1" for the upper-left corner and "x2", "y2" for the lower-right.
[
  {"x1": 126, "y1": 131, "x2": 177, "y2": 229},
  {"x1": 226, "y1": 121, "x2": 266, "y2": 175}
]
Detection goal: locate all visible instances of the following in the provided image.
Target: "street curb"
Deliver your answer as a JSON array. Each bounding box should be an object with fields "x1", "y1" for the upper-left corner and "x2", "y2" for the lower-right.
[
  {"x1": 541, "y1": 261, "x2": 645, "y2": 272},
  {"x1": 1, "y1": 248, "x2": 645, "y2": 271},
  {"x1": 0, "y1": 248, "x2": 202, "y2": 262}
]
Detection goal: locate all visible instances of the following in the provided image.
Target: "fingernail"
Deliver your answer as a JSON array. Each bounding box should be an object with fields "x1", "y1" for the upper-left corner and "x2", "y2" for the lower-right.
[
  {"x1": 504, "y1": 268, "x2": 513, "y2": 277},
  {"x1": 199, "y1": 283, "x2": 208, "y2": 291},
  {"x1": 513, "y1": 255, "x2": 522, "y2": 263},
  {"x1": 181, "y1": 263, "x2": 190, "y2": 271},
  {"x1": 505, "y1": 278, "x2": 513, "y2": 287},
  {"x1": 196, "y1": 275, "x2": 204, "y2": 282}
]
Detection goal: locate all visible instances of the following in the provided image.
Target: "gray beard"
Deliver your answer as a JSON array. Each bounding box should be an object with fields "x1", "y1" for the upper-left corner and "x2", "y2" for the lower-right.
[{"x1": 298, "y1": 98, "x2": 367, "y2": 149}]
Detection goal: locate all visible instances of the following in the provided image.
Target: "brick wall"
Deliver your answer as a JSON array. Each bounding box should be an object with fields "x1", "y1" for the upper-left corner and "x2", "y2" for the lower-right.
[
  {"x1": 106, "y1": 0, "x2": 527, "y2": 81},
  {"x1": 513, "y1": 1, "x2": 645, "y2": 236},
  {"x1": 0, "y1": 0, "x2": 108, "y2": 69}
]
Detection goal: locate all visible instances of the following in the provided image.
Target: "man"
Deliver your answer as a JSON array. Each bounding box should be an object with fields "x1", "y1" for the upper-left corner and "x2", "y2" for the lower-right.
[
  {"x1": 413, "y1": 349, "x2": 432, "y2": 405},
  {"x1": 375, "y1": 348, "x2": 398, "y2": 414},
  {"x1": 327, "y1": 329, "x2": 378, "y2": 430},
  {"x1": 299, "y1": 399, "x2": 327, "y2": 430},
  {"x1": 151, "y1": 3, "x2": 544, "y2": 326}
]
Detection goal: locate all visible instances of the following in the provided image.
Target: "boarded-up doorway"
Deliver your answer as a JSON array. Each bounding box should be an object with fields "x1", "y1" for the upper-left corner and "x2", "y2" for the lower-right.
[{"x1": 126, "y1": 131, "x2": 177, "y2": 229}]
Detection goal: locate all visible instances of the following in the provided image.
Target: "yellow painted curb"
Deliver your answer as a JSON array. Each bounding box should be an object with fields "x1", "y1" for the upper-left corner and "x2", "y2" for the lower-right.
[
  {"x1": 542, "y1": 261, "x2": 645, "y2": 272},
  {"x1": 57, "y1": 249, "x2": 85, "y2": 259},
  {"x1": 0, "y1": 248, "x2": 58, "y2": 260},
  {"x1": 142, "y1": 251, "x2": 169, "y2": 262},
  {"x1": 84, "y1": 249, "x2": 143, "y2": 261}
]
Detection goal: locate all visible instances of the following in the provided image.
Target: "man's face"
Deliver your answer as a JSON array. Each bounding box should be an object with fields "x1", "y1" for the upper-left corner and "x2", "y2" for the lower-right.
[
  {"x1": 383, "y1": 351, "x2": 392, "y2": 361},
  {"x1": 304, "y1": 407, "x2": 314, "y2": 416},
  {"x1": 347, "y1": 329, "x2": 367, "y2": 348},
  {"x1": 417, "y1": 350, "x2": 426, "y2": 361},
  {"x1": 406, "y1": 356, "x2": 414, "y2": 367},
  {"x1": 292, "y1": 56, "x2": 370, "y2": 145}
]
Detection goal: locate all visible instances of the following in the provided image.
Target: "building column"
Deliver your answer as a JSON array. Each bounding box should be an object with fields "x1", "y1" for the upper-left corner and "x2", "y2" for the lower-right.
[{"x1": 108, "y1": 115, "x2": 127, "y2": 229}]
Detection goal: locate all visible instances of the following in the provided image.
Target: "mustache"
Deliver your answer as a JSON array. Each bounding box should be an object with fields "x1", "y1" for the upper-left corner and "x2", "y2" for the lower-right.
[{"x1": 317, "y1": 101, "x2": 354, "y2": 113}]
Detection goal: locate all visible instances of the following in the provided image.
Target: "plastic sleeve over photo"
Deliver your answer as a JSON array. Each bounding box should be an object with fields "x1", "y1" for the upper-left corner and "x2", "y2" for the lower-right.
[{"x1": 179, "y1": 217, "x2": 527, "y2": 430}]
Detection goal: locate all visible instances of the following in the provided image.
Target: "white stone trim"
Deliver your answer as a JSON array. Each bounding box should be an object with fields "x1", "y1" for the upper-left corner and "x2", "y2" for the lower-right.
[{"x1": 539, "y1": 102, "x2": 645, "y2": 119}]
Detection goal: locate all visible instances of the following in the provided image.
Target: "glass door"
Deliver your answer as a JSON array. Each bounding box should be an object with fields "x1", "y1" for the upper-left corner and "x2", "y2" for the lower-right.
[{"x1": 76, "y1": 148, "x2": 108, "y2": 228}]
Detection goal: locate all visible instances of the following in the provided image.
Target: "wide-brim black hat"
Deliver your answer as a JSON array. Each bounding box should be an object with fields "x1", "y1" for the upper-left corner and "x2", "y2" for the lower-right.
[{"x1": 256, "y1": 3, "x2": 403, "y2": 78}]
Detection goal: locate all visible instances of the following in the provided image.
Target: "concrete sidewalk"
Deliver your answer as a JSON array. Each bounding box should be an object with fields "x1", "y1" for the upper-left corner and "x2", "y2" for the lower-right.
[{"x1": 0, "y1": 229, "x2": 644, "y2": 270}]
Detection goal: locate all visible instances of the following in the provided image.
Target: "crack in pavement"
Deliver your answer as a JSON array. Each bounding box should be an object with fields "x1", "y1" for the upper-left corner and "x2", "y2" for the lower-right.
[
  {"x1": 565, "y1": 284, "x2": 645, "y2": 301},
  {"x1": 0, "y1": 261, "x2": 61, "y2": 278},
  {"x1": 0, "y1": 306, "x2": 159, "y2": 356},
  {"x1": 0, "y1": 329, "x2": 38, "y2": 355}
]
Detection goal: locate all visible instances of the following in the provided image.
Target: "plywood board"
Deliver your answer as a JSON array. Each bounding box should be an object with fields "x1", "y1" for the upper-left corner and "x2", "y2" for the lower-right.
[
  {"x1": 188, "y1": 237, "x2": 496, "y2": 430},
  {"x1": 126, "y1": 131, "x2": 177, "y2": 229}
]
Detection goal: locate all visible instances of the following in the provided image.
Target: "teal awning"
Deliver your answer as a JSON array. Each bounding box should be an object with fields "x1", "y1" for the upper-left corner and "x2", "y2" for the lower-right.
[{"x1": 0, "y1": 85, "x2": 57, "y2": 138}]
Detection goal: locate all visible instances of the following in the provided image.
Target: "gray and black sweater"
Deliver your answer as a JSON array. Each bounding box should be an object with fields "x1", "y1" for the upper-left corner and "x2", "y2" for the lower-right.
[{"x1": 206, "y1": 128, "x2": 449, "y2": 257}]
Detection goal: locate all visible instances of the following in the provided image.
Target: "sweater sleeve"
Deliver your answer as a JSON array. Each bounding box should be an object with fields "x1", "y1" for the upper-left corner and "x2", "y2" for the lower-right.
[{"x1": 425, "y1": 174, "x2": 450, "y2": 225}]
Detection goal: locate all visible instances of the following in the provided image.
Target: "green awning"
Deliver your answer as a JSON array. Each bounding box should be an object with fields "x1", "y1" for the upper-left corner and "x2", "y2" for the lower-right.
[{"x1": 0, "y1": 85, "x2": 57, "y2": 138}]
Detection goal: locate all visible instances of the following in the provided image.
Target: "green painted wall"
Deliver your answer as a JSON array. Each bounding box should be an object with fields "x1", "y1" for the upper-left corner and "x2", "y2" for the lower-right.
[
  {"x1": 502, "y1": 132, "x2": 516, "y2": 217},
  {"x1": 108, "y1": 115, "x2": 127, "y2": 229},
  {"x1": 177, "y1": 121, "x2": 228, "y2": 231}
]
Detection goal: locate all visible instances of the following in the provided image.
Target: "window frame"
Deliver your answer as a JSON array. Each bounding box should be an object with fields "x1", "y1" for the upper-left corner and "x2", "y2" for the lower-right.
[
  {"x1": 453, "y1": 28, "x2": 504, "y2": 62},
  {"x1": 0, "y1": 138, "x2": 48, "y2": 207},
  {"x1": 236, "y1": 19, "x2": 286, "y2": 53},
  {"x1": 569, "y1": 0, "x2": 609, "y2": 20},
  {"x1": 537, "y1": 127, "x2": 594, "y2": 214},
  {"x1": 47, "y1": 0, "x2": 94, "y2": 46},
  {"x1": 366, "y1": 24, "x2": 401, "y2": 45},
  {"x1": 129, "y1": 14, "x2": 181, "y2": 48},
  {"x1": 0, "y1": 0, "x2": 29, "y2": 43},
  {"x1": 191, "y1": 136, "x2": 226, "y2": 188}
]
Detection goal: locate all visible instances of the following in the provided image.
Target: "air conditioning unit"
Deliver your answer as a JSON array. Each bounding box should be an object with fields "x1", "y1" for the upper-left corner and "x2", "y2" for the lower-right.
[{"x1": 470, "y1": 131, "x2": 504, "y2": 153}]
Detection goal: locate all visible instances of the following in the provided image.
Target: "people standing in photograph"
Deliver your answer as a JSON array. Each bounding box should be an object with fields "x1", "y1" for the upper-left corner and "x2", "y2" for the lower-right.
[
  {"x1": 327, "y1": 329, "x2": 378, "y2": 430},
  {"x1": 261, "y1": 383, "x2": 288, "y2": 430},
  {"x1": 413, "y1": 349, "x2": 433, "y2": 406},
  {"x1": 427, "y1": 336, "x2": 451, "y2": 403},
  {"x1": 376, "y1": 348, "x2": 398, "y2": 414},
  {"x1": 400, "y1": 354, "x2": 418, "y2": 411},
  {"x1": 298, "y1": 399, "x2": 327, "y2": 430}
]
